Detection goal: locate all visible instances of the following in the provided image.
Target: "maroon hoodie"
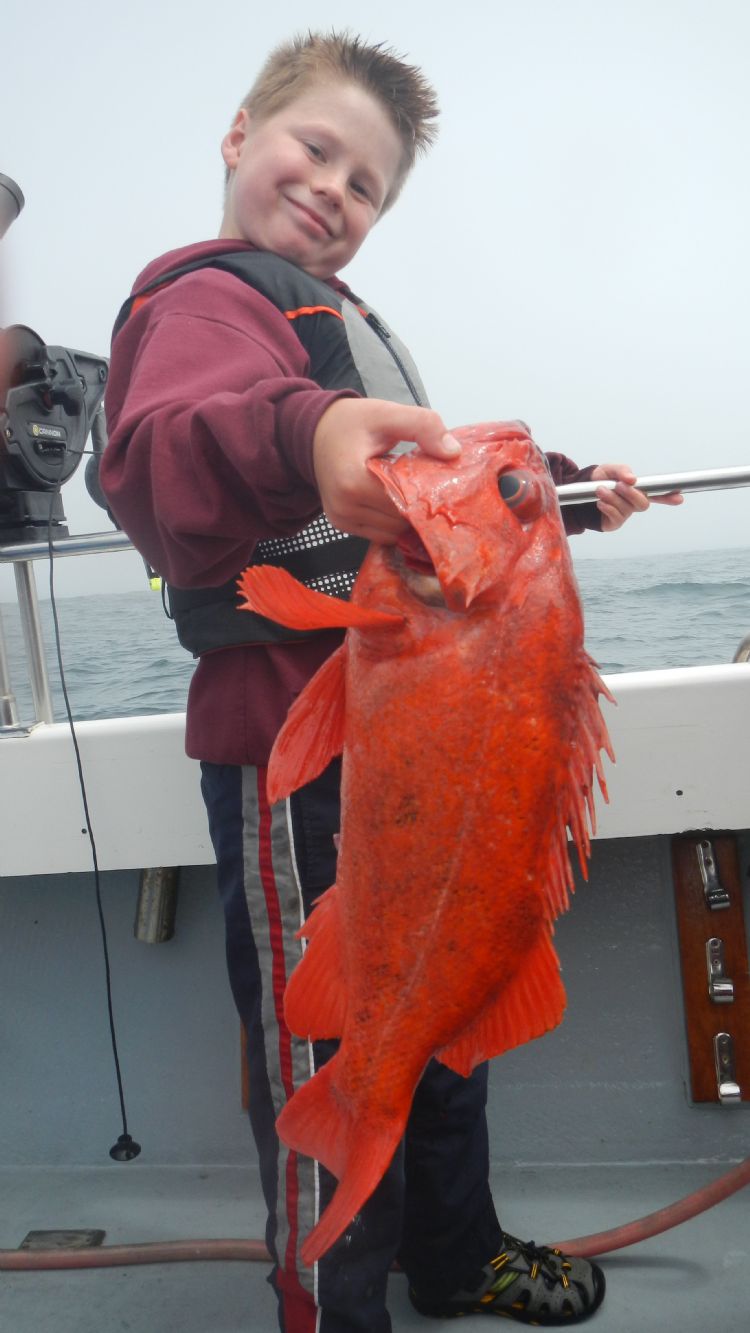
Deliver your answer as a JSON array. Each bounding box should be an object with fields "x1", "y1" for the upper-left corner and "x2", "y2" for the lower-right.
[{"x1": 102, "y1": 238, "x2": 599, "y2": 765}]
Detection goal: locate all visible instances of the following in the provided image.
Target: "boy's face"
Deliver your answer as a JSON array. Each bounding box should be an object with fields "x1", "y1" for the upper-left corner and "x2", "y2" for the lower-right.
[{"x1": 220, "y1": 82, "x2": 403, "y2": 278}]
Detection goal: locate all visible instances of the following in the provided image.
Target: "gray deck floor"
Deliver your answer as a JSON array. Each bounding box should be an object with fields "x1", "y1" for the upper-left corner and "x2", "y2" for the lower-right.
[{"x1": 0, "y1": 1163, "x2": 746, "y2": 1331}]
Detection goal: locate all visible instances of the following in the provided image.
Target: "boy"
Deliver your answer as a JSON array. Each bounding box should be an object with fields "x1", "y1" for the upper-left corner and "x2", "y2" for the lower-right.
[{"x1": 101, "y1": 31, "x2": 679, "y2": 1333}]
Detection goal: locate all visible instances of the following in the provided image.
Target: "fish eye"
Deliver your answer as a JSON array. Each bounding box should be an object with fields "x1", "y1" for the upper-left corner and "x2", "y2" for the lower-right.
[{"x1": 497, "y1": 469, "x2": 544, "y2": 521}]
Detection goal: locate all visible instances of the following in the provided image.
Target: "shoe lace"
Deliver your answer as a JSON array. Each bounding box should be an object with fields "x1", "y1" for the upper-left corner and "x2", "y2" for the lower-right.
[{"x1": 490, "y1": 1235, "x2": 574, "y2": 1292}]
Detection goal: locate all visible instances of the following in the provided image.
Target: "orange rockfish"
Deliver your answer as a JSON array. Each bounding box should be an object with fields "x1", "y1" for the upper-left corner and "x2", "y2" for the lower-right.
[{"x1": 237, "y1": 421, "x2": 614, "y2": 1265}]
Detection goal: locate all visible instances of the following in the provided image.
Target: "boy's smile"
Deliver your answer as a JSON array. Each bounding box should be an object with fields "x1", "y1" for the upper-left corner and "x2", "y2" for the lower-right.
[{"x1": 220, "y1": 83, "x2": 404, "y2": 278}]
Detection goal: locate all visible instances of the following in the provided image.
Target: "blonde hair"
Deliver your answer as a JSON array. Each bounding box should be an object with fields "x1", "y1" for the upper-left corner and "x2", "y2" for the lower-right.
[{"x1": 232, "y1": 30, "x2": 439, "y2": 209}]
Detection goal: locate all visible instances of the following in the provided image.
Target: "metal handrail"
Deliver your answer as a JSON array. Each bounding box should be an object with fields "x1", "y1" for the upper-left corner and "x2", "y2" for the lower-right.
[
  {"x1": 0, "y1": 529, "x2": 134, "y2": 732},
  {"x1": 557, "y1": 464, "x2": 750, "y2": 505},
  {"x1": 0, "y1": 530, "x2": 132, "y2": 564}
]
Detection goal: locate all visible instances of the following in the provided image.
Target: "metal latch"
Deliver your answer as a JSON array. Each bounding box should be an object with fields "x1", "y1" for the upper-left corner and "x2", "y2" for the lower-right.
[
  {"x1": 706, "y1": 938, "x2": 735, "y2": 1003},
  {"x1": 713, "y1": 1033, "x2": 742, "y2": 1104},
  {"x1": 20, "y1": 1229, "x2": 106, "y2": 1250},
  {"x1": 697, "y1": 840, "x2": 731, "y2": 910}
]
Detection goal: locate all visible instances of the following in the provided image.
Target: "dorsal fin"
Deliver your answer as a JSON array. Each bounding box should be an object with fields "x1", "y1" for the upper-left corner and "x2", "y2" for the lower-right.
[{"x1": 546, "y1": 656, "x2": 615, "y2": 917}]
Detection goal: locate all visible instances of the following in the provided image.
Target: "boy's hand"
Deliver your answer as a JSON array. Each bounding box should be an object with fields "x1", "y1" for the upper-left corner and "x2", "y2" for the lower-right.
[
  {"x1": 313, "y1": 398, "x2": 460, "y2": 542},
  {"x1": 591, "y1": 463, "x2": 684, "y2": 532}
]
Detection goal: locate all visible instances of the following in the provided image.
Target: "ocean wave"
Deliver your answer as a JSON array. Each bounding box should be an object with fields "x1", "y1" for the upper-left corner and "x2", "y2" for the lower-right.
[{"x1": 616, "y1": 579, "x2": 749, "y2": 598}]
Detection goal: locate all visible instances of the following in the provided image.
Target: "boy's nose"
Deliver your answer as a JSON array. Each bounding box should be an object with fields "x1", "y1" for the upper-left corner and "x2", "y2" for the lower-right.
[{"x1": 312, "y1": 167, "x2": 345, "y2": 209}]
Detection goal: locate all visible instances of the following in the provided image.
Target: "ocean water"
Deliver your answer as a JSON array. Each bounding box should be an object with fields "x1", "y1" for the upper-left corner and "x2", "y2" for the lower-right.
[{"x1": 1, "y1": 547, "x2": 749, "y2": 725}]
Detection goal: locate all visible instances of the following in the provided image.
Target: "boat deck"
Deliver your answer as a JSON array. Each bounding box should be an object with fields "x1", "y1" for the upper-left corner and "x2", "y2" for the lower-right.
[{"x1": 0, "y1": 1162, "x2": 746, "y2": 1331}]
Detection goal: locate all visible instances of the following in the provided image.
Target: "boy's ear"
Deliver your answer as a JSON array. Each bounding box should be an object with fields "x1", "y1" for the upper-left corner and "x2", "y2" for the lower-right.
[{"x1": 221, "y1": 109, "x2": 250, "y2": 171}]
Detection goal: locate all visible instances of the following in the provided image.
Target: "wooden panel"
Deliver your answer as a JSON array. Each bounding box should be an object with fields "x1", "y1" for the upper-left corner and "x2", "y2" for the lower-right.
[{"x1": 672, "y1": 834, "x2": 750, "y2": 1102}]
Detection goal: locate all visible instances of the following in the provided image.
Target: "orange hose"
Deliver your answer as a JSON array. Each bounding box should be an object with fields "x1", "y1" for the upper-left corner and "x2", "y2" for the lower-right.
[
  {"x1": 552, "y1": 1156, "x2": 750, "y2": 1257},
  {"x1": 0, "y1": 1239, "x2": 271, "y2": 1270},
  {"x1": 0, "y1": 1158, "x2": 747, "y2": 1271}
]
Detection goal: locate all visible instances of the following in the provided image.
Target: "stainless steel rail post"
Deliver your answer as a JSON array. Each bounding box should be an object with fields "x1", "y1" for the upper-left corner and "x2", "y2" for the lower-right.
[
  {"x1": 0, "y1": 607, "x2": 20, "y2": 728},
  {"x1": 14, "y1": 561, "x2": 54, "y2": 724}
]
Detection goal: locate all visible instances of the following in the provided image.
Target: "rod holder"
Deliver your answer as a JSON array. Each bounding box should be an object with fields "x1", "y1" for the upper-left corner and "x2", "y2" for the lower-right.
[
  {"x1": 0, "y1": 173, "x2": 24, "y2": 239},
  {"x1": 134, "y1": 867, "x2": 180, "y2": 944}
]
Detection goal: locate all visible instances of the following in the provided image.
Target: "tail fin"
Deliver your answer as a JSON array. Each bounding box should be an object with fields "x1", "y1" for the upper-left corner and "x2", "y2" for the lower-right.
[{"x1": 276, "y1": 1057, "x2": 404, "y2": 1266}]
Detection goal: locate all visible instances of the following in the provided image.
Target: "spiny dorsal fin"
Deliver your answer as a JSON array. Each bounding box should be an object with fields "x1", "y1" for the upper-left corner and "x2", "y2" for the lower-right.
[{"x1": 546, "y1": 656, "x2": 615, "y2": 917}]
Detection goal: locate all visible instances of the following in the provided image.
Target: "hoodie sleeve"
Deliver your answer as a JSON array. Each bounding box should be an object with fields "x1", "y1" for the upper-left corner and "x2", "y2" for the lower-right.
[
  {"x1": 101, "y1": 267, "x2": 356, "y2": 588},
  {"x1": 543, "y1": 452, "x2": 602, "y2": 535}
]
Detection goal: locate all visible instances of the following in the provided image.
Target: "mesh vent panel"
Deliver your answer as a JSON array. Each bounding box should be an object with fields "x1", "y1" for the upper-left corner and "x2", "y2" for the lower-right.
[{"x1": 255, "y1": 514, "x2": 350, "y2": 558}]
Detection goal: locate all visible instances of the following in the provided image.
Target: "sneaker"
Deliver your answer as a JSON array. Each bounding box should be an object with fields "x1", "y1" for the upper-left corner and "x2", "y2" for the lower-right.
[{"x1": 408, "y1": 1234, "x2": 605, "y2": 1324}]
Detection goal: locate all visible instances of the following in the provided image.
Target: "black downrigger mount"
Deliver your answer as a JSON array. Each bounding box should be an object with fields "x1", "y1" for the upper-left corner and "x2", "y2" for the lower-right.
[
  {"x1": 0, "y1": 174, "x2": 109, "y2": 546},
  {"x1": 0, "y1": 324, "x2": 109, "y2": 545}
]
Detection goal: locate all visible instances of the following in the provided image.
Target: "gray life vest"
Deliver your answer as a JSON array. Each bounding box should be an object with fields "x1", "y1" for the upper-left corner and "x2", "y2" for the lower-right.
[{"x1": 114, "y1": 250, "x2": 429, "y2": 654}]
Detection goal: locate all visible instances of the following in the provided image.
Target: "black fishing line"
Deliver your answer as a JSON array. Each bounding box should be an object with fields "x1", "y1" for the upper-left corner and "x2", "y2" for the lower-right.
[{"x1": 45, "y1": 484, "x2": 140, "y2": 1161}]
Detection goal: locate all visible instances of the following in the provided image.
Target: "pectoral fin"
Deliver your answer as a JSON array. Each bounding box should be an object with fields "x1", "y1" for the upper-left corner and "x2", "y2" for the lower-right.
[
  {"x1": 237, "y1": 564, "x2": 404, "y2": 631},
  {"x1": 267, "y1": 646, "x2": 347, "y2": 802}
]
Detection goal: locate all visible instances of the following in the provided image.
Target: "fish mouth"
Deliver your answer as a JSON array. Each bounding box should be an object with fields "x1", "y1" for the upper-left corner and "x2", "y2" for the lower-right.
[{"x1": 392, "y1": 529, "x2": 445, "y2": 606}]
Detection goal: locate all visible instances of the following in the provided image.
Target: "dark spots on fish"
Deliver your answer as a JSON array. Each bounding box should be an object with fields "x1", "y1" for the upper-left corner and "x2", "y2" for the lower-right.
[
  {"x1": 452, "y1": 881, "x2": 481, "y2": 899},
  {"x1": 444, "y1": 938, "x2": 459, "y2": 953},
  {"x1": 368, "y1": 961, "x2": 394, "y2": 985},
  {"x1": 355, "y1": 1008, "x2": 373, "y2": 1024},
  {"x1": 394, "y1": 793, "x2": 420, "y2": 826}
]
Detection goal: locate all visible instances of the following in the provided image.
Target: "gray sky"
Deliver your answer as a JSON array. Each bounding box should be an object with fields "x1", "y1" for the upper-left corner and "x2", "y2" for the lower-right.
[{"x1": 2, "y1": 0, "x2": 749, "y2": 598}]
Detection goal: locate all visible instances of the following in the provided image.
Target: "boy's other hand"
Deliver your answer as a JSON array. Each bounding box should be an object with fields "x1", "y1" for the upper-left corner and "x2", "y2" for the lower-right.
[
  {"x1": 313, "y1": 398, "x2": 460, "y2": 542},
  {"x1": 591, "y1": 463, "x2": 684, "y2": 533}
]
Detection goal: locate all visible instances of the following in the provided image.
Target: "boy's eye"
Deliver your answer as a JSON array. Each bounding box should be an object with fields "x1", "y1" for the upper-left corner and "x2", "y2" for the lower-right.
[
  {"x1": 351, "y1": 180, "x2": 374, "y2": 204},
  {"x1": 304, "y1": 142, "x2": 324, "y2": 160}
]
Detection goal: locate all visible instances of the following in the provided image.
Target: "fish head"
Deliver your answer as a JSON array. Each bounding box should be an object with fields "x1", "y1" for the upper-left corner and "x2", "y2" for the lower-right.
[{"x1": 368, "y1": 421, "x2": 568, "y2": 612}]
